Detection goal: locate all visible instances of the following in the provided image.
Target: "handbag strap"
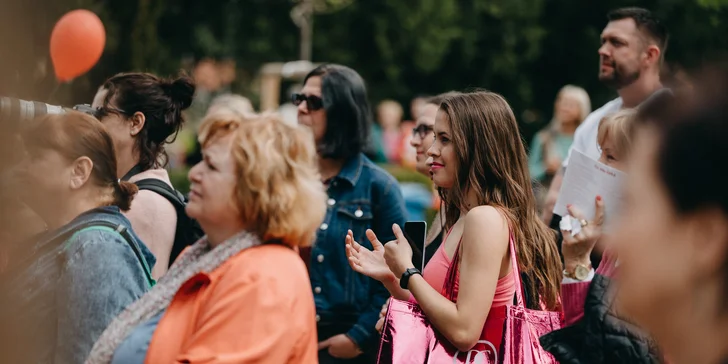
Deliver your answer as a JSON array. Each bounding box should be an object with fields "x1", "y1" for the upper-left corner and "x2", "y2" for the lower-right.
[
  {"x1": 507, "y1": 230, "x2": 527, "y2": 308},
  {"x1": 442, "y1": 227, "x2": 458, "y2": 301},
  {"x1": 443, "y1": 227, "x2": 526, "y2": 309}
]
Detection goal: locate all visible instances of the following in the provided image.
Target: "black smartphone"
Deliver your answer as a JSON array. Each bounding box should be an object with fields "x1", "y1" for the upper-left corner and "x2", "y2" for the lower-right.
[{"x1": 404, "y1": 221, "x2": 427, "y2": 271}]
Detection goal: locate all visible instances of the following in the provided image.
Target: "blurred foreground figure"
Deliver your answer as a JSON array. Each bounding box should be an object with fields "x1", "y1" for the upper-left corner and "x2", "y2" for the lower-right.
[
  {"x1": 0, "y1": 112, "x2": 153, "y2": 364},
  {"x1": 611, "y1": 64, "x2": 728, "y2": 364}
]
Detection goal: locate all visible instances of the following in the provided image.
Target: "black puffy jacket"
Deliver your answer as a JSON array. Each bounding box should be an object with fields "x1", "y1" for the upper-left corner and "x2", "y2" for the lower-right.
[{"x1": 539, "y1": 274, "x2": 662, "y2": 364}]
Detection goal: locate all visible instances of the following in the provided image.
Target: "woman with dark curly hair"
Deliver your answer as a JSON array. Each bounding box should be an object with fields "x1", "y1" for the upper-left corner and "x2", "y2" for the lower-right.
[{"x1": 92, "y1": 73, "x2": 195, "y2": 277}]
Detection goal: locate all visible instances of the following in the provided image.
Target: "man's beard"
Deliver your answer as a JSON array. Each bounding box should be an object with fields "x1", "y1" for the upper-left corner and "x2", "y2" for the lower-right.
[{"x1": 599, "y1": 60, "x2": 641, "y2": 89}]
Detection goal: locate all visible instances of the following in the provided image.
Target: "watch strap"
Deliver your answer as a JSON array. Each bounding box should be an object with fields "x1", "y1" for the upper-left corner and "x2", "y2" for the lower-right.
[
  {"x1": 399, "y1": 268, "x2": 422, "y2": 289},
  {"x1": 564, "y1": 263, "x2": 592, "y2": 281}
]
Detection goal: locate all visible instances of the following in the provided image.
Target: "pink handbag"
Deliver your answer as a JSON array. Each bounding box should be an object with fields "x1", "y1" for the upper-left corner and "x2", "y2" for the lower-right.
[{"x1": 377, "y1": 232, "x2": 563, "y2": 363}]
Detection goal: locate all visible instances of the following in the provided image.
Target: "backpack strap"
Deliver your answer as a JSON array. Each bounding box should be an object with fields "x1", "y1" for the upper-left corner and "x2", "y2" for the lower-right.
[
  {"x1": 134, "y1": 178, "x2": 186, "y2": 209},
  {"x1": 120, "y1": 164, "x2": 145, "y2": 182},
  {"x1": 66, "y1": 221, "x2": 156, "y2": 288},
  {"x1": 134, "y1": 178, "x2": 201, "y2": 267}
]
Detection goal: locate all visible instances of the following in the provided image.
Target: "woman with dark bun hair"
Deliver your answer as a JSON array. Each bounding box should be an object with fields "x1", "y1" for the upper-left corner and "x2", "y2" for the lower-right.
[
  {"x1": 0, "y1": 112, "x2": 155, "y2": 364},
  {"x1": 92, "y1": 73, "x2": 195, "y2": 278}
]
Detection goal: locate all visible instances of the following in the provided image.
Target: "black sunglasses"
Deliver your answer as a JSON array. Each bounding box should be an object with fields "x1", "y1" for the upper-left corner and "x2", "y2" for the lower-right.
[
  {"x1": 412, "y1": 124, "x2": 434, "y2": 139},
  {"x1": 291, "y1": 93, "x2": 324, "y2": 111}
]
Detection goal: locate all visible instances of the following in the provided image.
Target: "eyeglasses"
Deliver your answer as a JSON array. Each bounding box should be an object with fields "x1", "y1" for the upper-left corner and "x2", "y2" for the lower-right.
[
  {"x1": 72, "y1": 104, "x2": 127, "y2": 120},
  {"x1": 291, "y1": 93, "x2": 324, "y2": 111},
  {"x1": 93, "y1": 106, "x2": 127, "y2": 120},
  {"x1": 412, "y1": 124, "x2": 434, "y2": 139}
]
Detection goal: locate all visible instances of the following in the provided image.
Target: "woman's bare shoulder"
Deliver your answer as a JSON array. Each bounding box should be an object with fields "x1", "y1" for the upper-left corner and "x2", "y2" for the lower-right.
[
  {"x1": 464, "y1": 206, "x2": 506, "y2": 228},
  {"x1": 462, "y1": 206, "x2": 508, "y2": 248}
]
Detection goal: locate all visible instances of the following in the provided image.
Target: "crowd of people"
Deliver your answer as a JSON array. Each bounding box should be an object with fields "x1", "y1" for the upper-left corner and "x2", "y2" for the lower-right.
[{"x1": 0, "y1": 5, "x2": 727, "y2": 364}]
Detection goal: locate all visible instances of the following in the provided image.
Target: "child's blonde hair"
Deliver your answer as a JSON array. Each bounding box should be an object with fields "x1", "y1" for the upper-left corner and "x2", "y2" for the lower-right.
[{"x1": 597, "y1": 108, "x2": 638, "y2": 157}]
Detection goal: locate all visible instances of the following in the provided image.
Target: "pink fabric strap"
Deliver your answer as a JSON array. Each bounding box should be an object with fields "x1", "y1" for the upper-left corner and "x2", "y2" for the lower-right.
[
  {"x1": 507, "y1": 231, "x2": 526, "y2": 307},
  {"x1": 443, "y1": 227, "x2": 522, "y2": 308}
]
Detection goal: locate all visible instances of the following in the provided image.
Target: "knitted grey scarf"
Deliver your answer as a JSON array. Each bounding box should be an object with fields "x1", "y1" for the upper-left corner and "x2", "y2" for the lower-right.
[{"x1": 85, "y1": 230, "x2": 262, "y2": 364}]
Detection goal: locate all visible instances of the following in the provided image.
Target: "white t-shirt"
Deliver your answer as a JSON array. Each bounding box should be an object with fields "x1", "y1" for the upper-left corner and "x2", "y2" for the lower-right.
[
  {"x1": 559, "y1": 98, "x2": 622, "y2": 282},
  {"x1": 562, "y1": 97, "x2": 624, "y2": 168}
]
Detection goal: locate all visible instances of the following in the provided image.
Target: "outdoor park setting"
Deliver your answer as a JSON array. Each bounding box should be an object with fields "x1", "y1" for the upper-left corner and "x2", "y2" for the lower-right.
[{"x1": 1, "y1": 1, "x2": 728, "y2": 363}]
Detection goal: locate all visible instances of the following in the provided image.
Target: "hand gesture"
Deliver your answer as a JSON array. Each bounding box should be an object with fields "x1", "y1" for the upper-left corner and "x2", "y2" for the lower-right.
[
  {"x1": 318, "y1": 334, "x2": 362, "y2": 359},
  {"x1": 383, "y1": 224, "x2": 415, "y2": 278},
  {"x1": 346, "y1": 229, "x2": 395, "y2": 282},
  {"x1": 561, "y1": 195, "x2": 605, "y2": 271},
  {"x1": 375, "y1": 298, "x2": 391, "y2": 333}
]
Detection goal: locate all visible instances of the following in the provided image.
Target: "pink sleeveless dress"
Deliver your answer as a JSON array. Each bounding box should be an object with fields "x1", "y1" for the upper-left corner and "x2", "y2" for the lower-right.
[{"x1": 414, "y1": 230, "x2": 516, "y2": 351}]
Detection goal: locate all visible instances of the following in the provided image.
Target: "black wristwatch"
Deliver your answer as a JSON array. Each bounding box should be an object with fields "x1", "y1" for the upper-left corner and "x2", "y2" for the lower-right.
[{"x1": 399, "y1": 268, "x2": 422, "y2": 289}]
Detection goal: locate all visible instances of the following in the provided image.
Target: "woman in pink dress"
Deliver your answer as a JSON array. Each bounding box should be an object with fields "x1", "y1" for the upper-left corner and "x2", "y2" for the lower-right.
[{"x1": 346, "y1": 91, "x2": 562, "y2": 355}]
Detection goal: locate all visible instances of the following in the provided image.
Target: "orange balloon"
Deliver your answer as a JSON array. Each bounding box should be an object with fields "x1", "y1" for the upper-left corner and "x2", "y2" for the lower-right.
[{"x1": 50, "y1": 9, "x2": 106, "y2": 82}]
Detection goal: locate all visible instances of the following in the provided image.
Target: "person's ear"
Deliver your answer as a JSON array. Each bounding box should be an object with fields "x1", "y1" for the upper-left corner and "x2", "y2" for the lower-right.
[
  {"x1": 687, "y1": 208, "x2": 728, "y2": 282},
  {"x1": 129, "y1": 112, "x2": 146, "y2": 137},
  {"x1": 644, "y1": 44, "x2": 661, "y2": 67},
  {"x1": 69, "y1": 156, "x2": 93, "y2": 190}
]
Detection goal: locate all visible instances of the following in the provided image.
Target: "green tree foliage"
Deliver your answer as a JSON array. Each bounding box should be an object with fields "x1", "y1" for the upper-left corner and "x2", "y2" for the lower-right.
[
  {"x1": 1, "y1": 0, "x2": 727, "y2": 143},
  {"x1": 697, "y1": 0, "x2": 728, "y2": 10}
]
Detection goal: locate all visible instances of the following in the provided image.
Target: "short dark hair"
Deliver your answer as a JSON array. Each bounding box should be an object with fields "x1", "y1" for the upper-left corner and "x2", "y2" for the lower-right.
[
  {"x1": 608, "y1": 7, "x2": 669, "y2": 58},
  {"x1": 303, "y1": 64, "x2": 372, "y2": 161},
  {"x1": 637, "y1": 64, "x2": 728, "y2": 305},
  {"x1": 101, "y1": 73, "x2": 195, "y2": 171},
  {"x1": 636, "y1": 65, "x2": 727, "y2": 216}
]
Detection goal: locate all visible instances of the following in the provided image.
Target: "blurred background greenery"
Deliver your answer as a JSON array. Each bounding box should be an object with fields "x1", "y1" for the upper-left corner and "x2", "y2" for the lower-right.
[
  {"x1": 1, "y1": 0, "x2": 727, "y2": 197},
  {"x1": 3, "y1": 0, "x2": 728, "y2": 138}
]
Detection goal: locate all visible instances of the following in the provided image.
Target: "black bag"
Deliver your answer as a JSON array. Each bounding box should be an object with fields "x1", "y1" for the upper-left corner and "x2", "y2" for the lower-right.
[{"x1": 134, "y1": 178, "x2": 204, "y2": 267}]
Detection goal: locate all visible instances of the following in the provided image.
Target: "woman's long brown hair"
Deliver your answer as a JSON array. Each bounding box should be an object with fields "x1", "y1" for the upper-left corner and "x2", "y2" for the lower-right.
[{"x1": 438, "y1": 91, "x2": 562, "y2": 310}]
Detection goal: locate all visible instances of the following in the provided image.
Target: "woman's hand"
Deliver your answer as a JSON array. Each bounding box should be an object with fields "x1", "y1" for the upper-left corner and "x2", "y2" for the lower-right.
[
  {"x1": 561, "y1": 195, "x2": 605, "y2": 272},
  {"x1": 375, "y1": 298, "x2": 391, "y2": 333},
  {"x1": 383, "y1": 224, "x2": 415, "y2": 278},
  {"x1": 318, "y1": 334, "x2": 362, "y2": 359},
  {"x1": 346, "y1": 229, "x2": 395, "y2": 282}
]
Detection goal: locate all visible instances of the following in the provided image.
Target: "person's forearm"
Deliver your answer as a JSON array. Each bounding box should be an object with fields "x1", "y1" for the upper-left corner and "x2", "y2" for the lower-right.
[
  {"x1": 562, "y1": 281, "x2": 591, "y2": 326},
  {"x1": 542, "y1": 168, "x2": 564, "y2": 222},
  {"x1": 548, "y1": 168, "x2": 564, "y2": 199},
  {"x1": 382, "y1": 273, "x2": 411, "y2": 301},
  {"x1": 408, "y1": 274, "x2": 481, "y2": 351},
  {"x1": 348, "y1": 278, "x2": 391, "y2": 350}
]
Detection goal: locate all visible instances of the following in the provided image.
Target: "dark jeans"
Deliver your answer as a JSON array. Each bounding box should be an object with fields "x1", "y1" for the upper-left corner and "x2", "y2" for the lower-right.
[{"x1": 318, "y1": 323, "x2": 377, "y2": 364}]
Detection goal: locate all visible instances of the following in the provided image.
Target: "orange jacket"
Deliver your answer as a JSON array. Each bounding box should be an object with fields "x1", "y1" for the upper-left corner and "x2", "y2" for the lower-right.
[{"x1": 145, "y1": 244, "x2": 318, "y2": 363}]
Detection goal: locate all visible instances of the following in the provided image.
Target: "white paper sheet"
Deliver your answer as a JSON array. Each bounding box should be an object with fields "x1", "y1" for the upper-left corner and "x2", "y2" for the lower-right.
[{"x1": 554, "y1": 149, "x2": 626, "y2": 230}]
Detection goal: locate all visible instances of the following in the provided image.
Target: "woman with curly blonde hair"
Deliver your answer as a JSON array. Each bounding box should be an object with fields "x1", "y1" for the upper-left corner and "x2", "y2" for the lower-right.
[{"x1": 86, "y1": 112, "x2": 328, "y2": 364}]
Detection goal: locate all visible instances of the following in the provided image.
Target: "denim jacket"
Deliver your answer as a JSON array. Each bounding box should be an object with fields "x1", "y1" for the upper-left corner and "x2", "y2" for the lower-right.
[
  {"x1": 0, "y1": 206, "x2": 155, "y2": 364},
  {"x1": 309, "y1": 153, "x2": 407, "y2": 350}
]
